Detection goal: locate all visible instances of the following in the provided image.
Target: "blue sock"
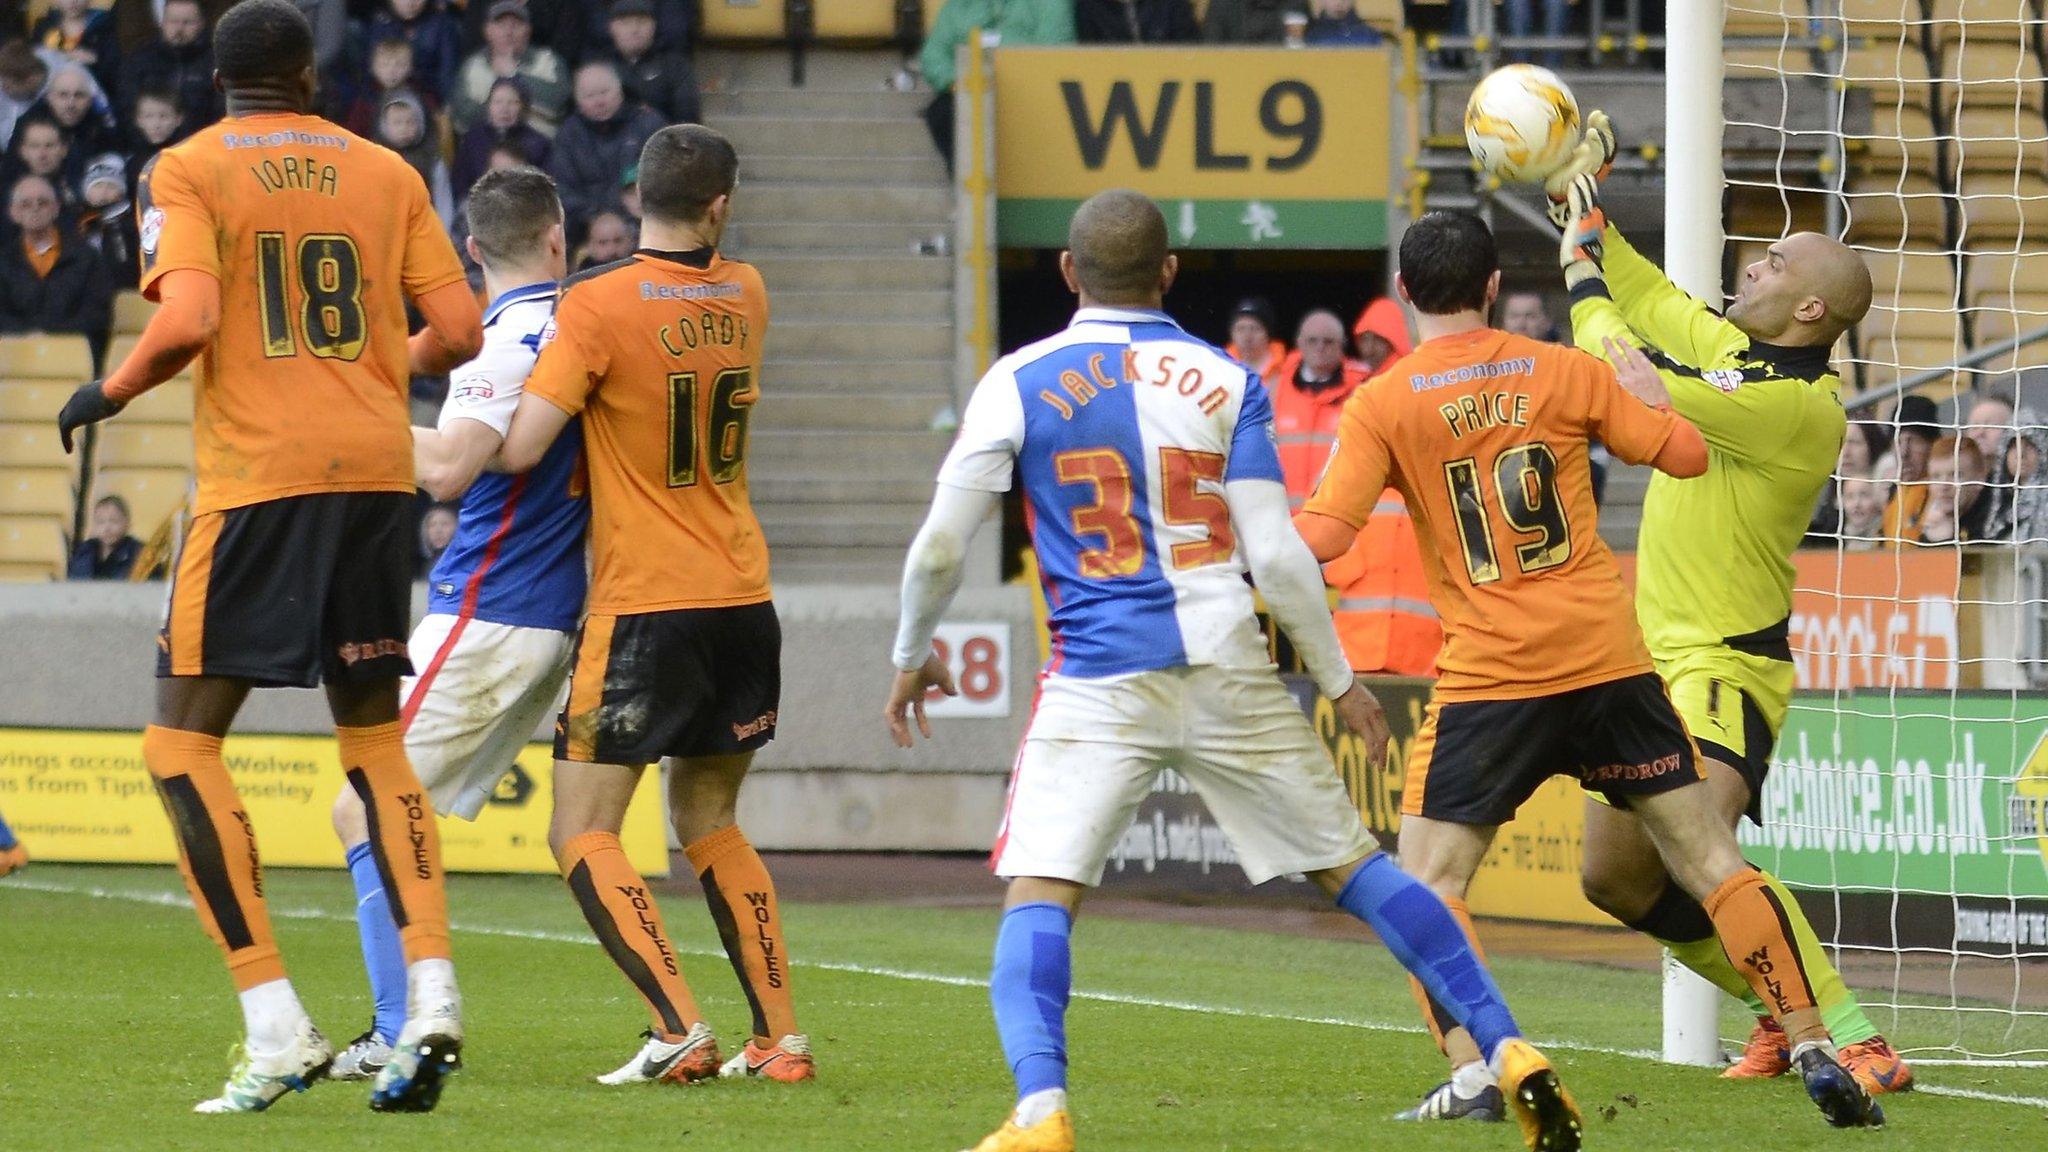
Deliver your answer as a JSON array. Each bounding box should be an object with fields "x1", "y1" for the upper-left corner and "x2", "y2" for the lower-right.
[
  {"x1": 990, "y1": 902, "x2": 1072, "y2": 1100},
  {"x1": 0, "y1": 809, "x2": 16, "y2": 850},
  {"x1": 346, "y1": 841, "x2": 408, "y2": 1045},
  {"x1": 1336, "y1": 852, "x2": 1519, "y2": 1062}
]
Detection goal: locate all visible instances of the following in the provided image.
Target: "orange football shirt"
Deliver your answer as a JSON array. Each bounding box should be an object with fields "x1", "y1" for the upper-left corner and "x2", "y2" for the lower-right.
[
  {"x1": 138, "y1": 111, "x2": 468, "y2": 515},
  {"x1": 1303, "y1": 327, "x2": 1679, "y2": 701},
  {"x1": 524, "y1": 248, "x2": 772, "y2": 615}
]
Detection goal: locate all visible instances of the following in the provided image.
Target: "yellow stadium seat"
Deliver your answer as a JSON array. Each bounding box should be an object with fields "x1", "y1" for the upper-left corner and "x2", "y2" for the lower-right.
[
  {"x1": 1945, "y1": 107, "x2": 2048, "y2": 174},
  {"x1": 1925, "y1": 0, "x2": 2043, "y2": 40},
  {"x1": 0, "y1": 334, "x2": 93, "y2": 381},
  {"x1": 1725, "y1": 0, "x2": 1816, "y2": 39},
  {"x1": 0, "y1": 420, "x2": 73, "y2": 471},
  {"x1": 1964, "y1": 297, "x2": 2048, "y2": 347},
  {"x1": 0, "y1": 468, "x2": 75, "y2": 519},
  {"x1": 1844, "y1": 174, "x2": 1952, "y2": 243},
  {"x1": 1936, "y1": 37, "x2": 2046, "y2": 96},
  {"x1": 0, "y1": 560, "x2": 60, "y2": 580},
  {"x1": 1857, "y1": 104, "x2": 1942, "y2": 171},
  {"x1": 93, "y1": 423, "x2": 195, "y2": 471},
  {"x1": 1967, "y1": 251, "x2": 2048, "y2": 299},
  {"x1": 1861, "y1": 301, "x2": 1965, "y2": 347},
  {"x1": 91, "y1": 467, "x2": 192, "y2": 539},
  {"x1": 702, "y1": 0, "x2": 783, "y2": 39},
  {"x1": 120, "y1": 379, "x2": 194, "y2": 425},
  {"x1": 0, "y1": 515, "x2": 65, "y2": 579},
  {"x1": 0, "y1": 379, "x2": 70, "y2": 422},
  {"x1": 113, "y1": 290, "x2": 155, "y2": 335},
  {"x1": 814, "y1": 0, "x2": 895, "y2": 39},
  {"x1": 1833, "y1": 0, "x2": 1931, "y2": 37},
  {"x1": 1858, "y1": 249, "x2": 1961, "y2": 299},
  {"x1": 1957, "y1": 171, "x2": 2048, "y2": 240}
]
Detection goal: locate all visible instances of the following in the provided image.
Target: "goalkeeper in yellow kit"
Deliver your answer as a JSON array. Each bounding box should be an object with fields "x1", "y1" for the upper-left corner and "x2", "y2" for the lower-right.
[{"x1": 1552, "y1": 113, "x2": 1913, "y2": 1096}]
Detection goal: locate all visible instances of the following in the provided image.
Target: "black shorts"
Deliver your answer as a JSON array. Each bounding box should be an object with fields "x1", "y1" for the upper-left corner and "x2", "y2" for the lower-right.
[
  {"x1": 1694, "y1": 681, "x2": 1775, "y2": 825},
  {"x1": 555, "y1": 601, "x2": 781, "y2": 765},
  {"x1": 158, "y1": 491, "x2": 414, "y2": 688},
  {"x1": 1403, "y1": 672, "x2": 1703, "y2": 826}
]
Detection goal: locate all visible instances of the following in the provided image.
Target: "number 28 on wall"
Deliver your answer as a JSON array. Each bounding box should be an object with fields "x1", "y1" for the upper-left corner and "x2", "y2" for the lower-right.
[{"x1": 925, "y1": 623, "x2": 1013, "y2": 718}]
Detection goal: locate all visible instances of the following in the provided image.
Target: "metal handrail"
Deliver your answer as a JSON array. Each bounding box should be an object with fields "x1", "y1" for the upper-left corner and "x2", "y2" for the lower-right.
[{"x1": 1843, "y1": 322, "x2": 2048, "y2": 413}]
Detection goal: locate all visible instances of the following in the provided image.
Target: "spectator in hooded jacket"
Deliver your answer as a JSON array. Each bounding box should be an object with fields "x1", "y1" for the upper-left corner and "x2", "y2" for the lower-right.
[
  {"x1": 547, "y1": 60, "x2": 662, "y2": 240},
  {"x1": 118, "y1": 0, "x2": 215, "y2": 130},
  {"x1": 123, "y1": 87, "x2": 183, "y2": 188},
  {"x1": 368, "y1": 0, "x2": 462, "y2": 106},
  {"x1": 920, "y1": 0, "x2": 1074, "y2": 175},
  {"x1": 0, "y1": 173, "x2": 110, "y2": 342},
  {"x1": 588, "y1": 0, "x2": 700, "y2": 124},
  {"x1": 1983, "y1": 416, "x2": 2048, "y2": 543},
  {"x1": 376, "y1": 89, "x2": 454, "y2": 223},
  {"x1": 342, "y1": 35, "x2": 437, "y2": 138},
  {"x1": 76, "y1": 151, "x2": 135, "y2": 286},
  {"x1": 452, "y1": 77, "x2": 549, "y2": 203}
]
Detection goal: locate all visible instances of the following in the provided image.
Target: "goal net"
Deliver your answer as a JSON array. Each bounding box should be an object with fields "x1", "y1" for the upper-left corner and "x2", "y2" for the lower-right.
[{"x1": 1716, "y1": 0, "x2": 2048, "y2": 1073}]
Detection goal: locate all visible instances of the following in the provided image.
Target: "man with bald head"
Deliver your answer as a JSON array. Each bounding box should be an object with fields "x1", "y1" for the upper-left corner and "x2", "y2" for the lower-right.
[
  {"x1": 1549, "y1": 113, "x2": 1909, "y2": 1107},
  {"x1": 886, "y1": 188, "x2": 1579, "y2": 1152}
]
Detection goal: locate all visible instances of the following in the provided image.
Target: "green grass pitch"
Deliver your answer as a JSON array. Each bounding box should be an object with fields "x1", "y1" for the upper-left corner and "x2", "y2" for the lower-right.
[{"x1": 3, "y1": 863, "x2": 2042, "y2": 1150}]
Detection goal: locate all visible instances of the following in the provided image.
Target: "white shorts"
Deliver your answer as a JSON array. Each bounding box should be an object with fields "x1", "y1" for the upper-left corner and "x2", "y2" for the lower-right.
[
  {"x1": 992, "y1": 664, "x2": 1376, "y2": 886},
  {"x1": 400, "y1": 613, "x2": 574, "y2": 820}
]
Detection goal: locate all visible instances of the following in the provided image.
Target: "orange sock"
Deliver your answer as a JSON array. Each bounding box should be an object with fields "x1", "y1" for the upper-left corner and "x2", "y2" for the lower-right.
[
  {"x1": 560, "y1": 830, "x2": 703, "y2": 1039},
  {"x1": 1704, "y1": 866, "x2": 1817, "y2": 1019},
  {"x1": 338, "y1": 722, "x2": 450, "y2": 964},
  {"x1": 686, "y1": 825, "x2": 797, "y2": 1043},
  {"x1": 1405, "y1": 895, "x2": 1486, "y2": 1063},
  {"x1": 143, "y1": 725, "x2": 285, "y2": 991}
]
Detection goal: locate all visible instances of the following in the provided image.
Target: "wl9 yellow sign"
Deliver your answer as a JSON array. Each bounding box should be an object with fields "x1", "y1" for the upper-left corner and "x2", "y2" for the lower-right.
[
  {"x1": 0, "y1": 728, "x2": 669, "y2": 875},
  {"x1": 993, "y1": 47, "x2": 1392, "y2": 249}
]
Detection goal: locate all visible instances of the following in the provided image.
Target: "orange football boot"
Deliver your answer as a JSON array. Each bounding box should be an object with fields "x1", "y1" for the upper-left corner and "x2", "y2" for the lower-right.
[
  {"x1": 961, "y1": 1110, "x2": 1075, "y2": 1152},
  {"x1": 719, "y1": 1034, "x2": 815, "y2": 1082},
  {"x1": 1723, "y1": 1017, "x2": 1791, "y2": 1079},
  {"x1": 1840, "y1": 1036, "x2": 1915, "y2": 1095},
  {"x1": 0, "y1": 841, "x2": 26, "y2": 878},
  {"x1": 1494, "y1": 1038, "x2": 1582, "y2": 1152}
]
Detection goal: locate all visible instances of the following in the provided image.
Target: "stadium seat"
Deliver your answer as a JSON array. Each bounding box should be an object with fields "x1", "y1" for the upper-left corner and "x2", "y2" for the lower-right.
[
  {"x1": 118, "y1": 378, "x2": 194, "y2": 425},
  {"x1": 1843, "y1": 174, "x2": 1953, "y2": 242},
  {"x1": 1924, "y1": 0, "x2": 2044, "y2": 41},
  {"x1": 701, "y1": 0, "x2": 783, "y2": 39},
  {"x1": 0, "y1": 379, "x2": 69, "y2": 422},
  {"x1": 90, "y1": 467, "x2": 191, "y2": 539},
  {"x1": 0, "y1": 420, "x2": 72, "y2": 471},
  {"x1": 1839, "y1": 36, "x2": 1940, "y2": 110},
  {"x1": 0, "y1": 468, "x2": 74, "y2": 520},
  {"x1": 1859, "y1": 104, "x2": 1942, "y2": 170},
  {"x1": 112, "y1": 290, "x2": 154, "y2": 336},
  {"x1": 1833, "y1": 0, "x2": 1935, "y2": 39},
  {"x1": 1936, "y1": 38, "x2": 2047, "y2": 101},
  {"x1": 1859, "y1": 248, "x2": 1961, "y2": 298},
  {"x1": 1861, "y1": 301, "x2": 1965, "y2": 347},
  {"x1": 0, "y1": 334, "x2": 92, "y2": 382},
  {"x1": 92, "y1": 423, "x2": 194, "y2": 471},
  {"x1": 0, "y1": 515, "x2": 64, "y2": 580},
  {"x1": 1724, "y1": 0, "x2": 1819, "y2": 40},
  {"x1": 1945, "y1": 107, "x2": 2048, "y2": 174},
  {"x1": 813, "y1": 0, "x2": 897, "y2": 39},
  {"x1": 1964, "y1": 296, "x2": 2048, "y2": 348},
  {"x1": 1967, "y1": 250, "x2": 2048, "y2": 300},
  {"x1": 1957, "y1": 171, "x2": 2048, "y2": 240}
]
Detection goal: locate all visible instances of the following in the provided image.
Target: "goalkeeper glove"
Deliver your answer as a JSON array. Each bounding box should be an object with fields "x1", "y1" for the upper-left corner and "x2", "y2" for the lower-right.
[
  {"x1": 1557, "y1": 173, "x2": 1608, "y2": 294},
  {"x1": 57, "y1": 379, "x2": 124, "y2": 453},
  {"x1": 1545, "y1": 109, "x2": 1616, "y2": 229}
]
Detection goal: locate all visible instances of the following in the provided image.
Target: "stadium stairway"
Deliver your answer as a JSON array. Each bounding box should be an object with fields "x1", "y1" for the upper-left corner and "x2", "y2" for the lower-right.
[{"x1": 702, "y1": 48, "x2": 955, "y2": 584}]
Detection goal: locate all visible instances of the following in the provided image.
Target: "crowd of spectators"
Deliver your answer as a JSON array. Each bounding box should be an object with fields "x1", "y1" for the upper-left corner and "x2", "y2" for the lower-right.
[{"x1": 0, "y1": 0, "x2": 704, "y2": 358}]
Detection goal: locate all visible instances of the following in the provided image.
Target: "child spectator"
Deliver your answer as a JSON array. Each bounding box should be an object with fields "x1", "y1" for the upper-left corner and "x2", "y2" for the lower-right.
[
  {"x1": 451, "y1": 0, "x2": 569, "y2": 136},
  {"x1": 32, "y1": 0, "x2": 120, "y2": 95},
  {"x1": 547, "y1": 60, "x2": 661, "y2": 239},
  {"x1": 0, "y1": 42, "x2": 49, "y2": 151},
  {"x1": 369, "y1": 0, "x2": 462, "y2": 105},
  {"x1": 344, "y1": 36, "x2": 435, "y2": 138},
  {"x1": 124, "y1": 87, "x2": 185, "y2": 183},
  {"x1": 591, "y1": 0, "x2": 699, "y2": 124},
  {"x1": 452, "y1": 77, "x2": 548, "y2": 203},
  {"x1": 76, "y1": 152, "x2": 135, "y2": 287},
  {"x1": 0, "y1": 173, "x2": 111, "y2": 342},
  {"x1": 120, "y1": 0, "x2": 215, "y2": 130},
  {"x1": 68, "y1": 495, "x2": 142, "y2": 580},
  {"x1": 377, "y1": 90, "x2": 454, "y2": 224}
]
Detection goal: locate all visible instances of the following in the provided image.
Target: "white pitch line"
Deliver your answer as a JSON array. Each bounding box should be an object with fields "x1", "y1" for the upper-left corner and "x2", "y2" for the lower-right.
[{"x1": 8, "y1": 876, "x2": 2047, "y2": 1110}]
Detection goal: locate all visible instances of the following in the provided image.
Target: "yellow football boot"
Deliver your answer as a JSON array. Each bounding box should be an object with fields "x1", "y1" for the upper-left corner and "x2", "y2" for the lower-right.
[
  {"x1": 1494, "y1": 1039, "x2": 1582, "y2": 1152},
  {"x1": 961, "y1": 1109, "x2": 1075, "y2": 1152}
]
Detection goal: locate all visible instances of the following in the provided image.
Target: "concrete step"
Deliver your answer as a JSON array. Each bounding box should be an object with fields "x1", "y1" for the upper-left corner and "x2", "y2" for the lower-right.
[
  {"x1": 752, "y1": 254, "x2": 949, "y2": 291},
  {"x1": 751, "y1": 428, "x2": 951, "y2": 473},
  {"x1": 719, "y1": 114, "x2": 933, "y2": 159},
  {"x1": 764, "y1": 357, "x2": 953, "y2": 390},
  {"x1": 733, "y1": 220, "x2": 946, "y2": 254},
  {"x1": 742, "y1": 183, "x2": 952, "y2": 224},
  {"x1": 757, "y1": 391, "x2": 950, "y2": 431},
  {"x1": 743, "y1": 151, "x2": 948, "y2": 186},
  {"x1": 701, "y1": 47, "x2": 909, "y2": 91},
  {"x1": 771, "y1": 289, "x2": 952, "y2": 322},
  {"x1": 703, "y1": 87, "x2": 930, "y2": 119},
  {"x1": 770, "y1": 320, "x2": 951, "y2": 360},
  {"x1": 769, "y1": 546, "x2": 914, "y2": 584},
  {"x1": 753, "y1": 473, "x2": 937, "y2": 505}
]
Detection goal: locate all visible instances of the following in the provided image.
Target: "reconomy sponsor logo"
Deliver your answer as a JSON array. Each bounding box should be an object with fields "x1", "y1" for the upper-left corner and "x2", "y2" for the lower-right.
[{"x1": 1409, "y1": 356, "x2": 1536, "y2": 392}]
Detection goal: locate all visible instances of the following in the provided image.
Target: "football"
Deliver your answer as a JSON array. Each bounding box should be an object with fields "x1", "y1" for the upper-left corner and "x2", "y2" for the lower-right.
[{"x1": 1463, "y1": 64, "x2": 1582, "y2": 184}]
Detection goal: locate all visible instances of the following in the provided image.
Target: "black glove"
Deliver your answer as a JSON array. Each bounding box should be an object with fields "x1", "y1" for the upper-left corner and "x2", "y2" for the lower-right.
[{"x1": 57, "y1": 379, "x2": 124, "y2": 453}]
